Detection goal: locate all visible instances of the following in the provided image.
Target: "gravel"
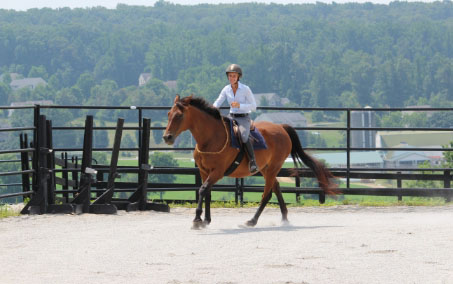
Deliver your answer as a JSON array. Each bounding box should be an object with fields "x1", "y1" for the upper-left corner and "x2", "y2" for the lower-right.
[{"x1": 1, "y1": 205, "x2": 453, "y2": 284}]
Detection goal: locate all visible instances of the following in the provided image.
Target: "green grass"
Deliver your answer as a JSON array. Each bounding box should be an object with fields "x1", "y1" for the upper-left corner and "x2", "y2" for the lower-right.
[
  {"x1": 0, "y1": 204, "x2": 20, "y2": 218},
  {"x1": 166, "y1": 196, "x2": 450, "y2": 208}
]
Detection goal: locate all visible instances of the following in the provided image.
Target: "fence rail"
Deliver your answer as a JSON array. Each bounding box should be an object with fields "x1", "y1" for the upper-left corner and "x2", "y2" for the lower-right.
[{"x1": 1, "y1": 104, "x2": 453, "y2": 206}]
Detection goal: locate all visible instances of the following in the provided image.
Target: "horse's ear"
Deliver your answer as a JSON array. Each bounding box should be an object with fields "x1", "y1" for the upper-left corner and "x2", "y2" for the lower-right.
[{"x1": 174, "y1": 95, "x2": 180, "y2": 104}]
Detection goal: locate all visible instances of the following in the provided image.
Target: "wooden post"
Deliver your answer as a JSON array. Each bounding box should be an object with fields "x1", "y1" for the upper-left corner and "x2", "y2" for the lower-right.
[
  {"x1": 397, "y1": 171, "x2": 402, "y2": 202},
  {"x1": 444, "y1": 170, "x2": 451, "y2": 203}
]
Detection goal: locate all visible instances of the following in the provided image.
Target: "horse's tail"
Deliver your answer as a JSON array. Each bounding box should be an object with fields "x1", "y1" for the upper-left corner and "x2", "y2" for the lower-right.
[{"x1": 282, "y1": 124, "x2": 339, "y2": 196}]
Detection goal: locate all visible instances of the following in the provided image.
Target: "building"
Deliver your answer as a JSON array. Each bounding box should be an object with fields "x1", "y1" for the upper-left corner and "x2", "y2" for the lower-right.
[
  {"x1": 163, "y1": 80, "x2": 177, "y2": 91},
  {"x1": 313, "y1": 151, "x2": 384, "y2": 168},
  {"x1": 404, "y1": 105, "x2": 434, "y2": 117},
  {"x1": 351, "y1": 109, "x2": 376, "y2": 149},
  {"x1": 384, "y1": 143, "x2": 445, "y2": 168},
  {"x1": 10, "y1": 77, "x2": 47, "y2": 91},
  {"x1": 254, "y1": 93, "x2": 289, "y2": 106},
  {"x1": 376, "y1": 131, "x2": 453, "y2": 148},
  {"x1": 255, "y1": 112, "x2": 307, "y2": 127},
  {"x1": 8, "y1": 100, "x2": 53, "y2": 117},
  {"x1": 138, "y1": 73, "x2": 152, "y2": 86}
]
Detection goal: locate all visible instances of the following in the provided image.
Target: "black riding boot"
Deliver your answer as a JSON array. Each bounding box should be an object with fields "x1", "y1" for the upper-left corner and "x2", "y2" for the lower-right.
[{"x1": 244, "y1": 140, "x2": 258, "y2": 173}]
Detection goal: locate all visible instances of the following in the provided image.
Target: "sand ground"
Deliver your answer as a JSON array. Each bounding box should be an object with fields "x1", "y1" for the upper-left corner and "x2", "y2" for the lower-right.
[{"x1": 1, "y1": 205, "x2": 453, "y2": 284}]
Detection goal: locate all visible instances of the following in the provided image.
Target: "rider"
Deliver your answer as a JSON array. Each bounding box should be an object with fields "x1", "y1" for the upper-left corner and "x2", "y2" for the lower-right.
[{"x1": 213, "y1": 64, "x2": 258, "y2": 173}]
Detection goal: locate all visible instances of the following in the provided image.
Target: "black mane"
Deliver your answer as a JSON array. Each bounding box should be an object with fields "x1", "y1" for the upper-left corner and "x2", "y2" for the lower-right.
[{"x1": 181, "y1": 96, "x2": 222, "y2": 120}]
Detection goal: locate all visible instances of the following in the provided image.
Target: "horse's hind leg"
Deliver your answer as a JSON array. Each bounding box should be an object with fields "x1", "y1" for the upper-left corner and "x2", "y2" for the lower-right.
[
  {"x1": 245, "y1": 170, "x2": 278, "y2": 227},
  {"x1": 246, "y1": 189, "x2": 272, "y2": 227},
  {"x1": 272, "y1": 181, "x2": 288, "y2": 223}
]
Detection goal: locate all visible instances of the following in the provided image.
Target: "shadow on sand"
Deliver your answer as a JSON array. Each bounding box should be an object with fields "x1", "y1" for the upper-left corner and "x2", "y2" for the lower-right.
[{"x1": 202, "y1": 225, "x2": 342, "y2": 235}]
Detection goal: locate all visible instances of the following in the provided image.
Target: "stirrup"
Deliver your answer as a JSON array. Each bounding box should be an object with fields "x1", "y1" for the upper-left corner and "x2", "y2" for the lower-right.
[{"x1": 249, "y1": 160, "x2": 258, "y2": 173}]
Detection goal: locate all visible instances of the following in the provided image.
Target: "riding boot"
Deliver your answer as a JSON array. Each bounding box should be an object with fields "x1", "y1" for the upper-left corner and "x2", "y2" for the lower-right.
[{"x1": 244, "y1": 139, "x2": 258, "y2": 173}]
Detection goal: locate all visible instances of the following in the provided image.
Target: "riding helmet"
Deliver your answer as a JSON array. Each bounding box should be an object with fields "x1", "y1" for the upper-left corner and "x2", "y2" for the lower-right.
[{"x1": 225, "y1": 64, "x2": 242, "y2": 78}]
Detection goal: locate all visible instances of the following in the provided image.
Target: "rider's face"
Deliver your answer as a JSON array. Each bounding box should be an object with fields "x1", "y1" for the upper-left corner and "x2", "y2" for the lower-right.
[{"x1": 228, "y1": 72, "x2": 239, "y2": 85}]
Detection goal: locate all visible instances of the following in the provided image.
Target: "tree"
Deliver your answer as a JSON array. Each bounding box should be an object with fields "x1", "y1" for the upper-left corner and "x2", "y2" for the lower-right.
[
  {"x1": 152, "y1": 122, "x2": 163, "y2": 145},
  {"x1": 76, "y1": 72, "x2": 95, "y2": 101},
  {"x1": 121, "y1": 133, "x2": 135, "y2": 157},
  {"x1": 0, "y1": 82, "x2": 10, "y2": 105},
  {"x1": 94, "y1": 121, "x2": 109, "y2": 148},
  {"x1": 28, "y1": 65, "x2": 48, "y2": 79},
  {"x1": 149, "y1": 152, "x2": 178, "y2": 183}
]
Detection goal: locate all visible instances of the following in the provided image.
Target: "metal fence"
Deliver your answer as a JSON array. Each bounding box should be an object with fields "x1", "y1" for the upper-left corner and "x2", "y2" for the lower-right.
[{"x1": 1, "y1": 104, "x2": 453, "y2": 207}]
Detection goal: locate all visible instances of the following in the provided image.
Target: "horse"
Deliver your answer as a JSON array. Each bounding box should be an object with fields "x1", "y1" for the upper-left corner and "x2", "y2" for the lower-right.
[{"x1": 163, "y1": 95, "x2": 338, "y2": 229}]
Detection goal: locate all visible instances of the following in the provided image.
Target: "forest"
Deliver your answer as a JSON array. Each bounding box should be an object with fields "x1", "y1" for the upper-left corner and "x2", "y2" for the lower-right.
[
  {"x1": 1, "y1": 0, "x2": 453, "y2": 109},
  {"x1": 1, "y1": 0, "x2": 453, "y2": 150},
  {"x1": 2, "y1": 0, "x2": 453, "y2": 201}
]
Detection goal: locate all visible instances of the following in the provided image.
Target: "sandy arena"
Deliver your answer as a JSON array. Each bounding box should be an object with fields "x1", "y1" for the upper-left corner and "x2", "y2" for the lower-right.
[{"x1": 1, "y1": 205, "x2": 453, "y2": 284}]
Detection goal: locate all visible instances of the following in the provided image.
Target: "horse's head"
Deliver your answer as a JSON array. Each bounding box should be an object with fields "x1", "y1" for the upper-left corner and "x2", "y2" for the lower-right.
[{"x1": 163, "y1": 95, "x2": 191, "y2": 145}]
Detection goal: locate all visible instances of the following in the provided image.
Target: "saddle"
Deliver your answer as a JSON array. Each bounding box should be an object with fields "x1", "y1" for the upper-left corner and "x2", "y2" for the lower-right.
[{"x1": 223, "y1": 117, "x2": 267, "y2": 150}]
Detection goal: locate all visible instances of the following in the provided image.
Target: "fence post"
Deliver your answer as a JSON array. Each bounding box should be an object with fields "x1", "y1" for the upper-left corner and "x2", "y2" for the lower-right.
[
  {"x1": 346, "y1": 109, "x2": 351, "y2": 189},
  {"x1": 444, "y1": 170, "x2": 451, "y2": 203},
  {"x1": 21, "y1": 114, "x2": 49, "y2": 214},
  {"x1": 240, "y1": 178, "x2": 244, "y2": 206},
  {"x1": 234, "y1": 178, "x2": 239, "y2": 204},
  {"x1": 295, "y1": 176, "x2": 301, "y2": 203},
  {"x1": 397, "y1": 171, "x2": 402, "y2": 202},
  {"x1": 62, "y1": 152, "x2": 69, "y2": 202},
  {"x1": 19, "y1": 133, "x2": 30, "y2": 201}
]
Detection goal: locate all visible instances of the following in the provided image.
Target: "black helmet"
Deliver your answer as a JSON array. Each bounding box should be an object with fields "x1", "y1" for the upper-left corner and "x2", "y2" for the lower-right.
[{"x1": 225, "y1": 64, "x2": 242, "y2": 78}]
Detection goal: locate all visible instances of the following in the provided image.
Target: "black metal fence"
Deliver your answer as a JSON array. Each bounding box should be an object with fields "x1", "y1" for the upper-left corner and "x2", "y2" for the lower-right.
[{"x1": 1, "y1": 104, "x2": 453, "y2": 210}]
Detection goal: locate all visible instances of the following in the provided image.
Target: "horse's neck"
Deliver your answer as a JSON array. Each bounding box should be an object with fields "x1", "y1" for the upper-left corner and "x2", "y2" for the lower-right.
[{"x1": 189, "y1": 109, "x2": 227, "y2": 152}]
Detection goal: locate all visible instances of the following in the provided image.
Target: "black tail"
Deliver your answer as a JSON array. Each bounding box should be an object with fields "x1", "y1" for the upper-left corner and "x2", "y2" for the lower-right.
[{"x1": 282, "y1": 124, "x2": 339, "y2": 195}]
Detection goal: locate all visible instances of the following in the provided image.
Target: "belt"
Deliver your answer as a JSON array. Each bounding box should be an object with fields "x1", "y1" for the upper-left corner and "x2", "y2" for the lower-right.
[{"x1": 230, "y1": 113, "x2": 249, "y2": 117}]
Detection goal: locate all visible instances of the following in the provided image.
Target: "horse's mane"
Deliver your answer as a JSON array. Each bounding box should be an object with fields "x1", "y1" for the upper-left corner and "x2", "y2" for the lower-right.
[{"x1": 180, "y1": 96, "x2": 222, "y2": 120}]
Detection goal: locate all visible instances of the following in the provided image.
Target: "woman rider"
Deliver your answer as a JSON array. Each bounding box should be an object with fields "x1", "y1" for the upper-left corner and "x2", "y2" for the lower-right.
[{"x1": 213, "y1": 64, "x2": 258, "y2": 173}]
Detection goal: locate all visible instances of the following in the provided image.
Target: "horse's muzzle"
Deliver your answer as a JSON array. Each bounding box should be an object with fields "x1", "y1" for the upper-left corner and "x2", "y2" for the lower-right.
[{"x1": 163, "y1": 133, "x2": 174, "y2": 145}]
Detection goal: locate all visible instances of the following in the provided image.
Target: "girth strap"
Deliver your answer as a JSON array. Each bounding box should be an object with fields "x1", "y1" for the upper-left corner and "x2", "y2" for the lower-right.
[{"x1": 223, "y1": 148, "x2": 245, "y2": 176}]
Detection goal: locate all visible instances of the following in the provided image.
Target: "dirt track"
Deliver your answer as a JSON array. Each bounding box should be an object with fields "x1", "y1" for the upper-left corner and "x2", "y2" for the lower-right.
[{"x1": 1, "y1": 206, "x2": 453, "y2": 284}]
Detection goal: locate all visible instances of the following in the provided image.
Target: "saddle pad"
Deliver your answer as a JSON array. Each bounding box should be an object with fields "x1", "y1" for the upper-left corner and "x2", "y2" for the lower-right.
[{"x1": 226, "y1": 117, "x2": 267, "y2": 150}]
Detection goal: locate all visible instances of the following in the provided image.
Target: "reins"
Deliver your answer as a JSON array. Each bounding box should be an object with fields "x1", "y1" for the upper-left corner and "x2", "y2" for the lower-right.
[{"x1": 194, "y1": 119, "x2": 230, "y2": 155}]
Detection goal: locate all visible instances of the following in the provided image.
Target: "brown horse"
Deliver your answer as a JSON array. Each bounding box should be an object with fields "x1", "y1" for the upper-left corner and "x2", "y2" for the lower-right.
[{"x1": 163, "y1": 95, "x2": 337, "y2": 229}]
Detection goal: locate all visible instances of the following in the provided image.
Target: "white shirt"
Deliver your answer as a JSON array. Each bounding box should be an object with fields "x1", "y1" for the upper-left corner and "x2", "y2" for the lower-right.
[{"x1": 213, "y1": 82, "x2": 257, "y2": 114}]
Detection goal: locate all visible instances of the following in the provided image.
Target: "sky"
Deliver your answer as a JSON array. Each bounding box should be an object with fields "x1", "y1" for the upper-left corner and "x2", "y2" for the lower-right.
[{"x1": 0, "y1": 0, "x2": 438, "y2": 11}]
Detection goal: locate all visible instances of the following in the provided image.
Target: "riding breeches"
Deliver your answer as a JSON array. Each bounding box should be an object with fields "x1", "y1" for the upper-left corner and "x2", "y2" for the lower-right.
[{"x1": 230, "y1": 115, "x2": 251, "y2": 143}]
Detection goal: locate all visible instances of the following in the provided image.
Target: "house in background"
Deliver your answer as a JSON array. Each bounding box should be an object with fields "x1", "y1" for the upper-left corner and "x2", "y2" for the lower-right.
[
  {"x1": 138, "y1": 73, "x2": 152, "y2": 86},
  {"x1": 10, "y1": 77, "x2": 47, "y2": 91},
  {"x1": 8, "y1": 100, "x2": 53, "y2": 117},
  {"x1": 254, "y1": 93, "x2": 289, "y2": 106},
  {"x1": 255, "y1": 112, "x2": 307, "y2": 127},
  {"x1": 404, "y1": 105, "x2": 434, "y2": 117},
  {"x1": 383, "y1": 143, "x2": 444, "y2": 168},
  {"x1": 376, "y1": 131, "x2": 453, "y2": 148},
  {"x1": 314, "y1": 151, "x2": 384, "y2": 168},
  {"x1": 163, "y1": 80, "x2": 177, "y2": 91}
]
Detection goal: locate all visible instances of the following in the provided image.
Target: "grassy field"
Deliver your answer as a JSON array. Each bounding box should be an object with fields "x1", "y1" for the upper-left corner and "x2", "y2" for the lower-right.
[{"x1": 114, "y1": 155, "x2": 450, "y2": 206}]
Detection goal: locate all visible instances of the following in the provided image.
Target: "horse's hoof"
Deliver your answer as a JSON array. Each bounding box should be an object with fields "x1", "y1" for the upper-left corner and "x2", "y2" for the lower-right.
[
  {"x1": 245, "y1": 219, "x2": 257, "y2": 227},
  {"x1": 192, "y1": 219, "x2": 204, "y2": 230},
  {"x1": 281, "y1": 219, "x2": 290, "y2": 226},
  {"x1": 203, "y1": 220, "x2": 211, "y2": 226}
]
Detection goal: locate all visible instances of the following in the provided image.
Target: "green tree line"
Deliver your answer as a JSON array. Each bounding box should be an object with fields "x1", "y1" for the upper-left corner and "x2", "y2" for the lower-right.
[{"x1": 1, "y1": 1, "x2": 453, "y2": 117}]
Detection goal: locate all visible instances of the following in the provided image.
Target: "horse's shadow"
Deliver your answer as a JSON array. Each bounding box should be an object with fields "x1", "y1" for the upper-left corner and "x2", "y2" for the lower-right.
[{"x1": 202, "y1": 225, "x2": 342, "y2": 235}]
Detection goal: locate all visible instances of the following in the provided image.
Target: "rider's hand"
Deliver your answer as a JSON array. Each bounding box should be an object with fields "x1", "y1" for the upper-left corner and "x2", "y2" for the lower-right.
[{"x1": 231, "y1": 101, "x2": 240, "y2": 108}]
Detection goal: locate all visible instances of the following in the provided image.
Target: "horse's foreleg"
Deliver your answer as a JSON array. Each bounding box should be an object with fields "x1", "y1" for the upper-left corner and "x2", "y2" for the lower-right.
[
  {"x1": 194, "y1": 181, "x2": 209, "y2": 221},
  {"x1": 204, "y1": 190, "x2": 211, "y2": 225}
]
